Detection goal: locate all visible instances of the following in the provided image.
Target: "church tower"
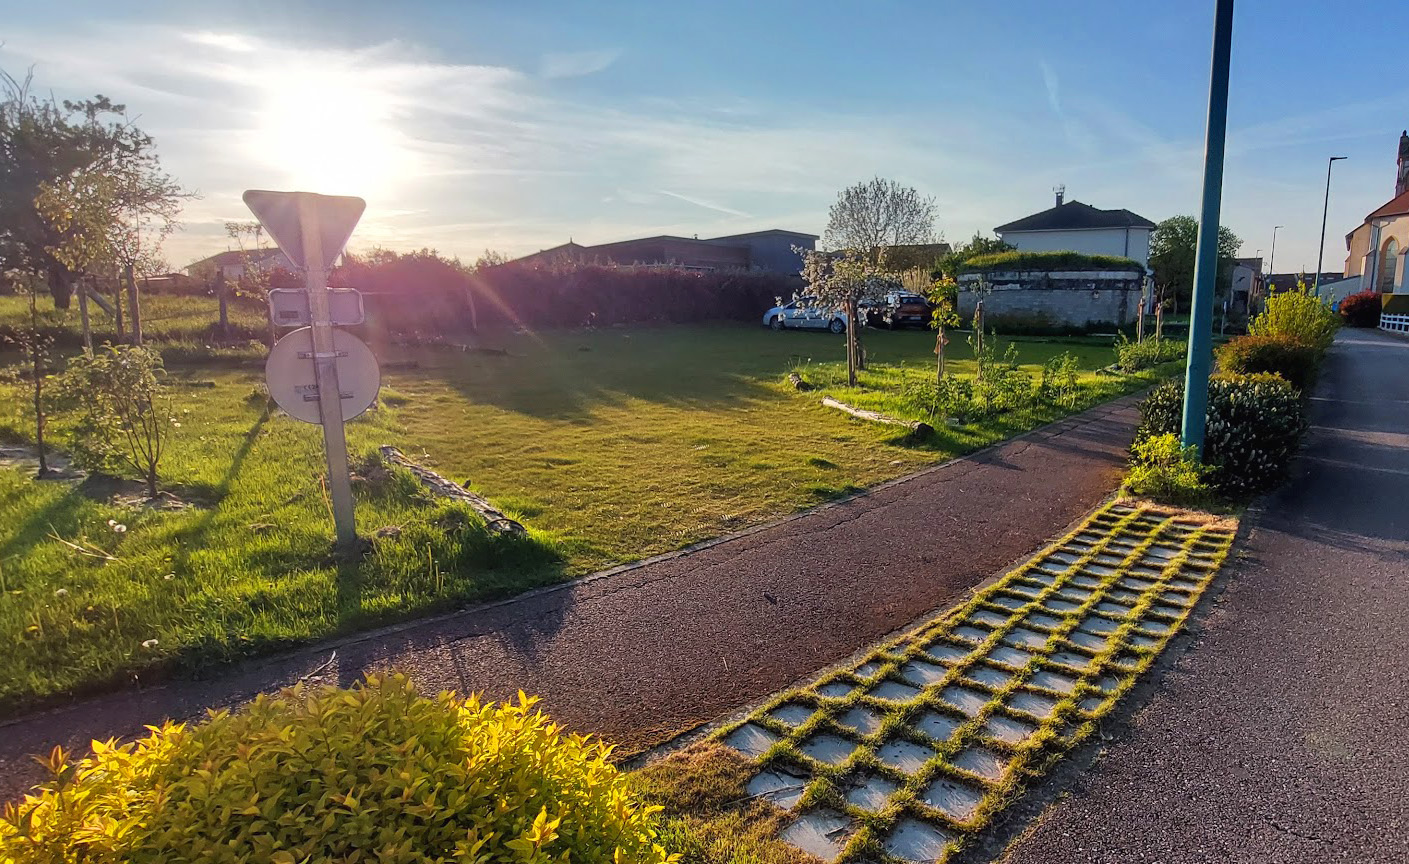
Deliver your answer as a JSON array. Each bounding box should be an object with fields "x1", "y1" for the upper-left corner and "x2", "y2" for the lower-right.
[{"x1": 1397, "y1": 130, "x2": 1409, "y2": 197}]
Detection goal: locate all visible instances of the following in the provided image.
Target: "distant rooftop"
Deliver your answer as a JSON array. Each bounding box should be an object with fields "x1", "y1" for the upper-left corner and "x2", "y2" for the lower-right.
[{"x1": 996, "y1": 200, "x2": 1156, "y2": 234}]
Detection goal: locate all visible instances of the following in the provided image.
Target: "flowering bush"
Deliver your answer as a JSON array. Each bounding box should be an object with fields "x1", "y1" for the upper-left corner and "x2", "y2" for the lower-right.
[
  {"x1": 1248, "y1": 282, "x2": 1338, "y2": 354},
  {"x1": 1126, "y1": 433, "x2": 1212, "y2": 505},
  {"x1": 0, "y1": 675, "x2": 674, "y2": 864},
  {"x1": 1216, "y1": 332, "x2": 1321, "y2": 392},
  {"x1": 1338, "y1": 290, "x2": 1382, "y2": 328},
  {"x1": 1136, "y1": 373, "x2": 1306, "y2": 495}
]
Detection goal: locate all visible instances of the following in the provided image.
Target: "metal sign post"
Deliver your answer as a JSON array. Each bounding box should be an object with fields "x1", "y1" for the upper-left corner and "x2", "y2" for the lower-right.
[
  {"x1": 298, "y1": 196, "x2": 358, "y2": 549},
  {"x1": 244, "y1": 190, "x2": 368, "y2": 552}
]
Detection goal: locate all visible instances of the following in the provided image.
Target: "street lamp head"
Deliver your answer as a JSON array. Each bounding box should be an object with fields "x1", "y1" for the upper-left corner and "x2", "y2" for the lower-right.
[{"x1": 1330, "y1": 156, "x2": 1348, "y2": 162}]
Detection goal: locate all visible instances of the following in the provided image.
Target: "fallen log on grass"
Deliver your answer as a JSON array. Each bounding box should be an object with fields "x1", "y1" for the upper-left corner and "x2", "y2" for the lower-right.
[
  {"x1": 378, "y1": 446, "x2": 527, "y2": 537},
  {"x1": 821, "y1": 396, "x2": 934, "y2": 438}
]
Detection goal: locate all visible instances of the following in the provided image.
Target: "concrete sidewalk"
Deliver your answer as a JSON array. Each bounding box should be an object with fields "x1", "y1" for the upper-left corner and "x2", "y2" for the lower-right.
[
  {"x1": 1000, "y1": 328, "x2": 1409, "y2": 863},
  {"x1": 0, "y1": 393, "x2": 1144, "y2": 800}
]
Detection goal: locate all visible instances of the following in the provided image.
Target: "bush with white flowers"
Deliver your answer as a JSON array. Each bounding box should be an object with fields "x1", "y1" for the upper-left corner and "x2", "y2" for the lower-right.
[{"x1": 1135, "y1": 372, "x2": 1306, "y2": 495}]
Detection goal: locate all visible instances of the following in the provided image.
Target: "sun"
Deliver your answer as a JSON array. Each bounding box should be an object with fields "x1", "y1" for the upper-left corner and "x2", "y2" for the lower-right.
[{"x1": 251, "y1": 65, "x2": 413, "y2": 199}]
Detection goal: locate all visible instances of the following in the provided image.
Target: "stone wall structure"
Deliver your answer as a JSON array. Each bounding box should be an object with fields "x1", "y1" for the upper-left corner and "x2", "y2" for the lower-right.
[{"x1": 957, "y1": 269, "x2": 1145, "y2": 331}]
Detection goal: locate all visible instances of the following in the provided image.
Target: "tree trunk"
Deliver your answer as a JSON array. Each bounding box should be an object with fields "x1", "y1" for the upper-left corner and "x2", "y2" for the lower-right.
[
  {"x1": 113, "y1": 279, "x2": 125, "y2": 342},
  {"x1": 28, "y1": 289, "x2": 47, "y2": 476},
  {"x1": 973, "y1": 301, "x2": 986, "y2": 382},
  {"x1": 146, "y1": 469, "x2": 158, "y2": 500},
  {"x1": 935, "y1": 322, "x2": 946, "y2": 384},
  {"x1": 844, "y1": 298, "x2": 859, "y2": 386},
  {"x1": 77, "y1": 279, "x2": 94, "y2": 356},
  {"x1": 822, "y1": 396, "x2": 934, "y2": 437},
  {"x1": 124, "y1": 263, "x2": 143, "y2": 346}
]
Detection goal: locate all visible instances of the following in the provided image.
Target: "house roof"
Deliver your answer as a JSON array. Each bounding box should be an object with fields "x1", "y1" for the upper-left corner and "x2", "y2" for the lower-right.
[
  {"x1": 1365, "y1": 188, "x2": 1409, "y2": 221},
  {"x1": 706, "y1": 229, "x2": 820, "y2": 242},
  {"x1": 995, "y1": 200, "x2": 1157, "y2": 233},
  {"x1": 187, "y1": 247, "x2": 291, "y2": 269}
]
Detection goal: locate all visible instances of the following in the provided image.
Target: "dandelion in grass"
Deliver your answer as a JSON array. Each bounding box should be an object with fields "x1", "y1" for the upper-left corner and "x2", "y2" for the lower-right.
[
  {"x1": 54, "y1": 588, "x2": 68, "y2": 597},
  {"x1": 141, "y1": 638, "x2": 159, "y2": 649}
]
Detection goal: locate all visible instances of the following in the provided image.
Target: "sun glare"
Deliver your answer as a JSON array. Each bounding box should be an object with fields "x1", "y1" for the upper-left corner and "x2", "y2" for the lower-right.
[{"x1": 252, "y1": 65, "x2": 412, "y2": 197}]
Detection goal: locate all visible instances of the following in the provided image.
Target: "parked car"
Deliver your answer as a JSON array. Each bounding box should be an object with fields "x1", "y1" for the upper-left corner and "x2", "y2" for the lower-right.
[
  {"x1": 762, "y1": 297, "x2": 848, "y2": 333},
  {"x1": 861, "y1": 292, "x2": 932, "y2": 329}
]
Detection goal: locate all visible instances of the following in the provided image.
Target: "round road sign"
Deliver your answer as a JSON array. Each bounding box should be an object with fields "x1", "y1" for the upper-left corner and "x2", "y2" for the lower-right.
[{"x1": 265, "y1": 327, "x2": 381, "y2": 424}]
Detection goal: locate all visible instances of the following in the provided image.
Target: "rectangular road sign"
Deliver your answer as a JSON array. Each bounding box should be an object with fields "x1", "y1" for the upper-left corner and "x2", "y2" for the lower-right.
[{"x1": 268, "y1": 287, "x2": 365, "y2": 327}]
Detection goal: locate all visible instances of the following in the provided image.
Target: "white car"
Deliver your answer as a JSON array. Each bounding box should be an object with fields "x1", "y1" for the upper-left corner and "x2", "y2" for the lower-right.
[{"x1": 762, "y1": 297, "x2": 848, "y2": 333}]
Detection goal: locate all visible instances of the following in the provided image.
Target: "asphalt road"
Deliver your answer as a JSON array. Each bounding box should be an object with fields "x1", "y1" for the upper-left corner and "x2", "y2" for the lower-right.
[
  {"x1": 0, "y1": 394, "x2": 1142, "y2": 800},
  {"x1": 1000, "y1": 328, "x2": 1409, "y2": 864}
]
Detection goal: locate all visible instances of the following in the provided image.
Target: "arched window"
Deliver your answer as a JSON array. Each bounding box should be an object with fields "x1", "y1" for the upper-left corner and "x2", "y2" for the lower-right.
[{"x1": 1380, "y1": 238, "x2": 1399, "y2": 293}]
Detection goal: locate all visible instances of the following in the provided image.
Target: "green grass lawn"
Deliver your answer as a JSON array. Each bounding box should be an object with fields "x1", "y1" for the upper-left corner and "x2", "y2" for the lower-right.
[{"x1": 0, "y1": 321, "x2": 1177, "y2": 713}]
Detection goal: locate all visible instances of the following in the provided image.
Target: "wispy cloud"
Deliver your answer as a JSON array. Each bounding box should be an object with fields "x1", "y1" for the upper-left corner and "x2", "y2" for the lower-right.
[
  {"x1": 657, "y1": 189, "x2": 752, "y2": 218},
  {"x1": 1038, "y1": 59, "x2": 1097, "y2": 156},
  {"x1": 0, "y1": 23, "x2": 1104, "y2": 265},
  {"x1": 540, "y1": 49, "x2": 618, "y2": 80}
]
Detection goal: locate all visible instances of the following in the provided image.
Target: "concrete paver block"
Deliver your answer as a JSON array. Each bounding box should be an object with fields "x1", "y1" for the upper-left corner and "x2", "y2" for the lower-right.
[
  {"x1": 724, "y1": 722, "x2": 780, "y2": 757},
  {"x1": 780, "y1": 809, "x2": 853, "y2": 862}
]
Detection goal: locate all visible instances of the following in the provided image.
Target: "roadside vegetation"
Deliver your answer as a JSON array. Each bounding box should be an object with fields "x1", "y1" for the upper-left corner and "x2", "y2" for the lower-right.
[
  {"x1": 1, "y1": 675, "x2": 675, "y2": 864},
  {"x1": 1126, "y1": 280, "x2": 1338, "y2": 505}
]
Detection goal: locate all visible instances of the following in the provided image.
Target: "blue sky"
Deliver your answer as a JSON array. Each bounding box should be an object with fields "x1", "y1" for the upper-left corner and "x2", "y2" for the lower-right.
[{"x1": 2, "y1": 0, "x2": 1405, "y2": 272}]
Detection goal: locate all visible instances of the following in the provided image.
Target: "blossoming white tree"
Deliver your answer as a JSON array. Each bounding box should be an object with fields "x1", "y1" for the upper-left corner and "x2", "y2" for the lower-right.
[{"x1": 799, "y1": 248, "x2": 898, "y2": 386}]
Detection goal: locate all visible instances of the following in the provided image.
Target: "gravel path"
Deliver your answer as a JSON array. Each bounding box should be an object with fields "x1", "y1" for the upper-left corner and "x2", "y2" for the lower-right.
[
  {"x1": 0, "y1": 394, "x2": 1143, "y2": 800},
  {"x1": 1000, "y1": 328, "x2": 1409, "y2": 864}
]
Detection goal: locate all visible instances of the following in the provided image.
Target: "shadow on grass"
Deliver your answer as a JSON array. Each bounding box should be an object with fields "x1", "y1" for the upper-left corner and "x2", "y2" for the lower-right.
[{"x1": 388, "y1": 325, "x2": 848, "y2": 422}]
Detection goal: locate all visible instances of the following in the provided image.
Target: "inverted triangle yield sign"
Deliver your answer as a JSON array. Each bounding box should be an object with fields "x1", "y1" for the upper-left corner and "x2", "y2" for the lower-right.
[{"x1": 242, "y1": 190, "x2": 366, "y2": 271}]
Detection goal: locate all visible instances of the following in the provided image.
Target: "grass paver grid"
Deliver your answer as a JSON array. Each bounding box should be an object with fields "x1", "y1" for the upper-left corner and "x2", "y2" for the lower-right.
[{"x1": 716, "y1": 500, "x2": 1234, "y2": 863}]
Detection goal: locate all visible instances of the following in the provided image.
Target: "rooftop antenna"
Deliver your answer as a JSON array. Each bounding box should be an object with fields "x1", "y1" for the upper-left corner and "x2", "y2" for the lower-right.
[{"x1": 1053, "y1": 184, "x2": 1066, "y2": 207}]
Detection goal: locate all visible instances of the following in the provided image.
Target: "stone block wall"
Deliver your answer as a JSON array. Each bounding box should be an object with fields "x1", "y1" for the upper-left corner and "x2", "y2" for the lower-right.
[{"x1": 957, "y1": 270, "x2": 1145, "y2": 330}]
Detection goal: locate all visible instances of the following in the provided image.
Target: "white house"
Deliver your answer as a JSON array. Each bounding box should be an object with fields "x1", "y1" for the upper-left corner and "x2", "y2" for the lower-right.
[
  {"x1": 995, "y1": 190, "x2": 1155, "y2": 269},
  {"x1": 185, "y1": 248, "x2": 292, "y2": 281}
]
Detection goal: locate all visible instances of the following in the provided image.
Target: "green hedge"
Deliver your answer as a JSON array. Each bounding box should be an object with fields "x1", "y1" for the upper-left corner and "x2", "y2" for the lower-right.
[
  {"x1": 1216, "y1": 332, "x2": 1320, "y2": 392},
  {"x1": 959, "y1": 250, "x2": 1145, "y2": 273}
]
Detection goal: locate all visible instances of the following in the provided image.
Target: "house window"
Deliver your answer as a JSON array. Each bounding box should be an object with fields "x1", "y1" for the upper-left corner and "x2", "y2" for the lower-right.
[{"x1": 1380, "y1": 239, "x2": 1399, "y2": 293}]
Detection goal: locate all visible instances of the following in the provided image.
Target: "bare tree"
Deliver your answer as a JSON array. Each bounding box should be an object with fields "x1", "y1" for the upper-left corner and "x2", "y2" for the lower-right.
[{"x1": 823, "y1": 177, "x2": 938, "y2": 260}]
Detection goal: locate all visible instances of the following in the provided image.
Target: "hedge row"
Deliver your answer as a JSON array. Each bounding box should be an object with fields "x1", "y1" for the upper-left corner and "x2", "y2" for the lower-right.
[{"x1": 338, "y1": 262, "x2": 797, "y2": 334}]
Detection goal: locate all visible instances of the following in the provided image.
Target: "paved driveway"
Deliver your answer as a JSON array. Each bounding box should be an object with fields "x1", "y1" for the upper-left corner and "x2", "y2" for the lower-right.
[{"x1": 1000, "y1": 328, "x2": 1409, "y2": 863}]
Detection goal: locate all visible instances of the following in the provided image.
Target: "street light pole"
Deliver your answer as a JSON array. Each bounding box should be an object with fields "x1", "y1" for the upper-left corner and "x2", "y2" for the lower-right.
[
  {"x1": 1180, "y1": 0, "x2": 1235, "y2": 455},
  {"x1": 1314, "y1": 157, "x2": 1347, "y2": 296},
  {"x1": 1269, "y1": 225, "x2": 1283, "y2": 274}
]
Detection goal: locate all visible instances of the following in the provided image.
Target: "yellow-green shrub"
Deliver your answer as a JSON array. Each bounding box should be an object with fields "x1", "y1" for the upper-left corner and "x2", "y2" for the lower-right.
[
  {"x1": 1248, "y1": 282, "x2": 1338, "y2": 354},
  {"x1": 0, "y1": 675, "x2": 675, "y2": 864}
]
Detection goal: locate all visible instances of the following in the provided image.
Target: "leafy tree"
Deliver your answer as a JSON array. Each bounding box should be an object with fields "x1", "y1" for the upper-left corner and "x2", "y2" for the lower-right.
[
  {"x1": 2, "y1": 69, "x2": 185, "y2": 311},
  {"x1": 35, "y1": 96, "x2": 189, "y2": 345},
  {"x1": 1149, "y1": 215, "x2": 1242, "y2": 313},
  {"x1": 799, "y1": 247, "x2": 897, "y2": 386},
  {"x1": 473, "y1": 248, "x2": 510, "y2": 269},
  {"x1": 58, "y1": 345, "x2": 176, "y2": 498},
  {"x1": 823, "y1": 177, "x2": 937, "y2": 259},
  {"x1": 922, "y1": 272, "x2": 961, "y2": 382}
]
